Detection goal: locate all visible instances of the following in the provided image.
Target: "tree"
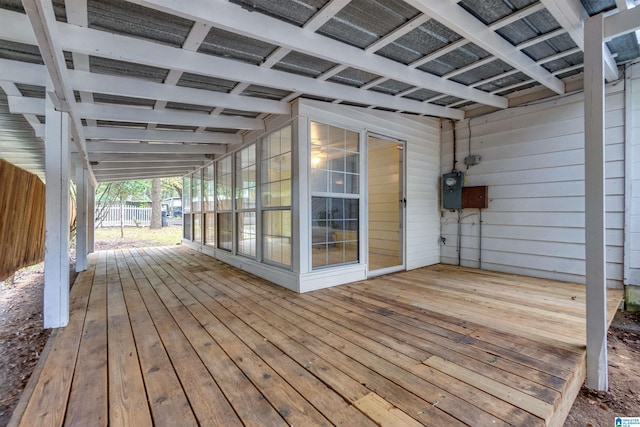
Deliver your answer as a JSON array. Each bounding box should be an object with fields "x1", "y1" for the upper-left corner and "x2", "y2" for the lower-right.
[
  {"x1": 150, "y1": 178, "x2": 162, "y2": 229},
  {"x1": 95, "y1": 180, "x2": 151, "y2": 237}
]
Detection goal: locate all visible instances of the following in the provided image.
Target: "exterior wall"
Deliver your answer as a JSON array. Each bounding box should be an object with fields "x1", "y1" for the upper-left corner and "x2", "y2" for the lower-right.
[
  {"x1": 296, "y1": 99, "x2": 441, "y2": 293},
  {"x1": 440, "y1": 83, "x2": 626, "y2": 288},
  {"x1": 628, "y1": 62, "x2": 640, "y2": 286}
]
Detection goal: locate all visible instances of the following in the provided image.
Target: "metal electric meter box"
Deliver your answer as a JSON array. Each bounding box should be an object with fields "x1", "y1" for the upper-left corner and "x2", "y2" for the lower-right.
[{"x1": 442, "y1": 171, "x2": 464, "y2": 210}]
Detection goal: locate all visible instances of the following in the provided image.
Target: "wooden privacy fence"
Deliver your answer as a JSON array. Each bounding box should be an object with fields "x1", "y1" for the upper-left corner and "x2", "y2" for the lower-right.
[{"x1": 0, "y1": 159, "x2": 45, "y2": 281}]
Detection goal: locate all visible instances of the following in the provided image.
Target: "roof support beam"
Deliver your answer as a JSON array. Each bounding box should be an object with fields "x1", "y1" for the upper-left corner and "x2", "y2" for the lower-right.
[
  {"x1": 133, "y1": 0, "x2": 506, "y2": 109},
  {"x1": 93, "y1": 167, "x2": 196, "y2": 177},
  {"x1": 404, "y1": 0, "x2": 565, "y2": 94},
  {"x1": 83, "y1": 126, "x2": 242, "y2": 144},
  {"x1": 88, "y1": 153, "x2": 210, "y2": 162},
  {"x1": 604, "y1": 4, "x2": 640, "y2": 40},
  {"x1": 86, "y1": 141, "x2": 225, "y2": 155},
  {"x1": 583, "y1": 12, "x2": 608, "y2": 392},
  {"x1": 21, "y1": 0, "x2": 96, "y2": 186},
  {"x1": 91, "y1": 161, "x2": 207, "y2": 170},
  {"x1": 94, "y1": 172, "x2": 187, "y2": 182},
  {"x1": 0, "y1": 9, "x2": 463, "y2": 118},
  {"x1": 539, "y1": 0, "x2": 619, "y2": 82}
]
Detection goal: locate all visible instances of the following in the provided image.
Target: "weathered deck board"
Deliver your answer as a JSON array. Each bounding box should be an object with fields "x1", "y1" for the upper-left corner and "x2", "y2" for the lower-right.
[{"x1": 12, "y1": 246, "x2": 623, "y2": 427}]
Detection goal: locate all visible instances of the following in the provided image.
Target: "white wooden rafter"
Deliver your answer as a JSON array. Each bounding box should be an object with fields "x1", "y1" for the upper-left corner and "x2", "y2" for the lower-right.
[
  {"x1": 86, "y1": 141, "x2": 225, "y2": 155},
  {"x1": 83, "y1": 126, "x2": 242, "y2": 144},
  {"x1": 403, "y1": 0, "x2": 565, "y2": 94},
  {"x1": 21, "y1": 0, "x2": 96, "y2": 186},
  {"x1": 540, "y1": 0, "x2": 619, "y2": 81},
  {"x1": 0, "y1": 9, "x2": 464, "y2": 118},
  {"x1": 132, "y1": 0, "x2": 506, "y2": 109}
]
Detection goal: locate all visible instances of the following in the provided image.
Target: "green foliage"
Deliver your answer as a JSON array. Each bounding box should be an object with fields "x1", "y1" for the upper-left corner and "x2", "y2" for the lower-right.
[
  {"x1": 160, "y1": 177, "x2": 182, "y2": 199},
  {"x1": 96, "y1": 180, "x2": 152, "y2": 204}
]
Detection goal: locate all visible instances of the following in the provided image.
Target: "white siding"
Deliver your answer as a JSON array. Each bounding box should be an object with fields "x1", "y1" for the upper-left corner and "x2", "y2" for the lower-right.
[
  {"x1": 628, "y1": 63, "x2": 640, "y2": 284},
  {"x1": 440, "y1": 84, "x2": 626, "y2": 288}
]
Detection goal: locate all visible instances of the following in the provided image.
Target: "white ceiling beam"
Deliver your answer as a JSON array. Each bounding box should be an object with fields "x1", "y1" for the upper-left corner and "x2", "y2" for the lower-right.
[
  {"x1": 89, "y1": 153, "x2": 210, "y2": 162},
  {"x1": 95, "y1": 173, "x2": 187, "y2": 182},
  {"x1": 93, "y1": 167, "x2": 196, "y2": 176},
  {"x1": 539, "y1": 0, "x2": 619, "y2": 81},
  {"x1": 69, "y1": 69, "x2": 289, "y2": 115},
  {"x1": 77, "y1": 103, "x2": 264, "y2": 129},
  {"x1": 0, "y1": 10, "x2": 463, "y2": 118},
  {"x1": 134, "y1": 0, "x2": 506, "y2": 109},
  {"x1": 0, "y1": 59, "x2": 286, "y2": 116},
  {"x1": 7, "y1": 96, "x2": 264, "y2": 129},
  {"x1": 0, "y1": 82, "x2": 43, "y2": 136},
  {"x1": 92, "y1": 161, "x2": 207, "y2": 170},
  {"x1": 86, "y1": 141, "x2": 224, "y2": 155},
  {"x1": 84, "y1": 126, "x2": 242, "y2": 144},
  {"x1": 21, "y1": 0, "x2": 96, "y2": 185},
  {"x1": 487, "y1": 2, "x2": 546, "y2": 30},
  {"x1": 404, "y1": 0, "x2": 565, "y2": 94},
  {"x1": 604, "y1": 5, "x2": 640, "y2": 40}
]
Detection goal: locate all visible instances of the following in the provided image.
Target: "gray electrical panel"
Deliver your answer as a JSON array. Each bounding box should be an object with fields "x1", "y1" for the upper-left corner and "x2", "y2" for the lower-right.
[{"x1": 442, "y1": 171, "x2": 464, "y2": 210}]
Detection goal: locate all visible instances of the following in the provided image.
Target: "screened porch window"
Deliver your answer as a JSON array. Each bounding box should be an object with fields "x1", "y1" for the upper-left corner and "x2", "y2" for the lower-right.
[
  {"x1": 216, "y1": 156, "x2": 233, "y2": 251},
  {"x1": 236, "y1": 144, "x2": 256, "y2": 258},
  {"x1": 310, "y1": 121, "x2": 360, "y2": 269}
]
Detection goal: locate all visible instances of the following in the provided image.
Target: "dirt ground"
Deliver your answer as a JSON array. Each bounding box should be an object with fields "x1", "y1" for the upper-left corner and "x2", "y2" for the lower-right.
[{"x1": 1, "y1": 260, "x2": 638, "y2": 426}]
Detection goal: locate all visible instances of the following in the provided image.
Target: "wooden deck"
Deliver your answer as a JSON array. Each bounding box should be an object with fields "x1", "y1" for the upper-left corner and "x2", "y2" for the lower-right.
[{"x1": 11, "y1": 246, "x2": 622, "y2": 427}]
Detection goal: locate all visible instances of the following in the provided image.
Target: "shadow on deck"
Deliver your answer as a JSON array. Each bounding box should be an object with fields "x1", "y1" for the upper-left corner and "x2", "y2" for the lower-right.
[{"x1": 10, "y1": 246, "x2": 623, "y2": 426}]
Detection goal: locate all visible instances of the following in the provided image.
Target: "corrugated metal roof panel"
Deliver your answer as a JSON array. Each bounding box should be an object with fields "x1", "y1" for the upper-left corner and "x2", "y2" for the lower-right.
[
  {"x1": 368, "y1": 79, "x2": 414, "y2": 95},
  {"x1": 16, "y1": 84, "x2": 45, "y2": 99},
  {"x1": 580, "y1": 0, "x2": 616, "y2": 15},
  {"x1": 402, "y1": 88, "x2": 441, "y2": 101},
  {"x1": 240, "y1": 85, "x2": 292, "y2": 100},
  {"x1": 522, "y1": 33, "x2": 577, "y2": 61},
  {"x1": 318, "y1": 0, "x2": 420, "y2": 49},
  {"x1": 376, "y1": 19, "x2": 462, "y2": 65},
  {"x1": 87, "y1": 0, "x2": 193, "y2": 48},
  {"x1": 0, "y1": 89, "x2": 44, "y2": 180},
  {"x1": 497, "y1": 10, "x2": 560, "y2": 46},
  {"x1": 220, "y1": 109, "x2": 261, "y2": 118},
  {"x1": 198, "y1": 27, "x2": 277, "y2": 66},
  {"x1": 96, "y1": 120, "x2": 148, "y2": 129},
  {"x1": 176, "y1": 73, "x2": 238, "y2": 93},
  {"x1": 155, "y1": 124, "x2": 200, "y2": 131},
  {"x1": 496, "y1": 80, "x2": 539, "y2": 96},
  {"x1": 475, "y1": 71, "x2": 530, "y2": 92},
  {"x1": 542, "y1": 51, "x2": 584, "y2": 73},
  {"x1": 89, "y1": 56, "x2": 169, "y2": 83},
  {"x1": 458, "y1": 0, "x2": 537, "y2": 26},
  {"x1": 165, "y1": 102, "x2": 214, "y2": 114},
  {"x1": 327, "y1": 67, "x2": 380, "y2": 87},
  {"x1": 299, "y1": 94, "x2": 336, "y2": 103},
  {"x1": 607, "y1": 34, "x2": 640, "y2": 62},
  {"x1": 229, "y1": 0, "x2": 329, "y2": 27},
  {"x1": 450, "y1": 59, "x2": 514, "y2": 86},
  {"x1": 204, "y1": 127, "x2": 241, "y2": 134},
  {"x1": 430, "y1": 95, "x2": 463, "y2": 106},
  {"x1": 2, "y1": 1, "x2": 66, "y2": 21},
  {"x1": 273, "y1": 50, "x2": 338, "y2": 78},
  {"x1": 418, "y1": 43, "x2": 490, "y2": 76},
  {"x1": 0, "y1": 40, "x2": 43, "y2": 65},
  {"x1": 93, "y1": 93, "x2": 156, "y2": 107}
]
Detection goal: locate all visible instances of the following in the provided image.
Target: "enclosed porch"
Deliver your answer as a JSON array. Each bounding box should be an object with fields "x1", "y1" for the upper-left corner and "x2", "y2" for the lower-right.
[{"x1": 10, "y1": 246, "x2": 622, "y2": 427}]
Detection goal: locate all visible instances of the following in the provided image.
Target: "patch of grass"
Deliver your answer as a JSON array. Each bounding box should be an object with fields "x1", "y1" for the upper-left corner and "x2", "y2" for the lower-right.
[{"x1": 95, "y1": 225, "x2": 182, "y2": 250}]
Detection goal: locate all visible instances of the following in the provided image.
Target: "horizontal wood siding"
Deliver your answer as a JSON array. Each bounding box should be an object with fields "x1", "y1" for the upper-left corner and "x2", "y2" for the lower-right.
[
  {"x1": 440, "y1": 85, "x2": 626, "y2": 287},
  {"x1": 629, "y1": 63, "x2": 640, "y2": 283}
]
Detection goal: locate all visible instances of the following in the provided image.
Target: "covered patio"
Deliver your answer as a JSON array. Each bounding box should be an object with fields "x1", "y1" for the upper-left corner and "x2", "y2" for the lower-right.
[{"x1": 10, "y1": 246, "x2": 622, "y2": 426}]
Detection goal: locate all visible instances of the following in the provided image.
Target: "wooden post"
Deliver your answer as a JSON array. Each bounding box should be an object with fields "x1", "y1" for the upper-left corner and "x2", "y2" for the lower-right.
[
  {"x1": 88, "y1": 182, "x2": 95, "y2": 253},
  {"x1": 75, "y1": 161, "x2": 88, "y2": 272},
  {"x1": 44, "y1": 93, "x2": 70, "y2": 328},
  {"x1": 584, "y1": 13, "x2": 608, "y2": 391}
]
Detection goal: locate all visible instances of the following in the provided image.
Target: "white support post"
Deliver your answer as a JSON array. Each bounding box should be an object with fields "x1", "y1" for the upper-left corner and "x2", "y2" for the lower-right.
[
  {"x1": 75, "y1": 161, "x2": 88, "y2": 271},
  {"x1": 88, "y1": 182, "x2": 95, "y2": 254},
  {"x1": 44, "y1": 94, "x2": 71, "y2": 329},
  {"x1": 584, "y1": 14, "x2": 608, "y2": 391}
]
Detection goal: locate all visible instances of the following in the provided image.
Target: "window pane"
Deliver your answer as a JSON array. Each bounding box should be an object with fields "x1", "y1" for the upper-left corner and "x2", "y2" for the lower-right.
[
  {"x1": 193, "y1": 213, "x2": 201, "y2": 243},
  {"x1": 216, "y1": 156, "x2": 232, "y2": 211},
  {"x1": 263, "y1": 210, "x2": 291, "y2": 267},
  {"x1": 236, "y1": 145, "x2": 256, "y2": 210},
  {"x1": 237, "y1": 212, "x2": 256, "y2": 257},
  {"x1": 192, "y1": 170, "x2": 202, "y2": 213},
  {"x1": 311, "y1": 196, "x2": 359, "y2": 269},
  {"x1": 183, "y1": 175, "x2": 191, "y2": 213},
  {"x1": 261, "y1": 126, "x2": 291, "y2": 208},
  {"x1": 183, "y1": 213, "x2": 192, "y2": 240},
  {"x1": 205, "y1": 213, "x2": 215, "y2": 246},
  {"x1": 203, "y1": 164, "x2": 215, "y2": 212},
  {"x1": 217, "y1": 212, "x2": 232, "y2": 251}
]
